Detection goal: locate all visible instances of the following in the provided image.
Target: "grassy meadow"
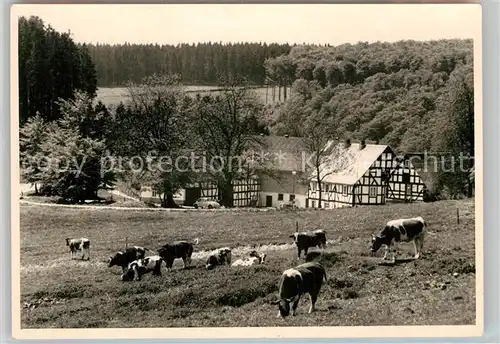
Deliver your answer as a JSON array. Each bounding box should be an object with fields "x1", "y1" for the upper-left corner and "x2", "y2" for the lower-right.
[
  {"x1": 20, "y1": 199, "x2": 476, "y2": 328},
  {"x1": 96, "y1": 86, "x2": 290, "y2": 108}
]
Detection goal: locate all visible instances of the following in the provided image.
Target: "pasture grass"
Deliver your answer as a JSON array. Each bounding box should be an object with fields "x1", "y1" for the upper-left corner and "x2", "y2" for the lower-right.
[{"x1": 20, "y1": 199, "x2": 476, "y2": 328}]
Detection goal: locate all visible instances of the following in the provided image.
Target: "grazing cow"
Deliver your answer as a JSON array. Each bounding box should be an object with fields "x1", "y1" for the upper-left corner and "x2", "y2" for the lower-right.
[
  {"x1": 231, "y1": 250, "x2": 267, "y2": 267},
  {"x1": 121, "y1": 255, "x2": 164, "y2": 282},
  {"x1": 371, "y1": 216, "x2": 427, "y2": 262},
  {"x1": 205, "y1": 247, "x2": 232, "y2": 270},
  {"x1": 272, "y1": 262, "x2": 327, "y2": 317},
  {"x1": 290, "y1": 229, "x2": 327, "y2": 259},
  {"x1": 158, "y1": 238, "x2": 199, "y2": 271},
  {"x1": 65, "y1": 238, "x2": 90, "y2": 260},
  {"x1": 108, "y1": 246, "x2": 147, "y2": 273}
]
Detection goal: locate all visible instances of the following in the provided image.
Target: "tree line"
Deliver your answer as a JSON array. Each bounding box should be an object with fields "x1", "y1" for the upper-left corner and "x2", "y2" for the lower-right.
[{"x1": 86, "y1": 42, "x2": 292, "y2": 87}]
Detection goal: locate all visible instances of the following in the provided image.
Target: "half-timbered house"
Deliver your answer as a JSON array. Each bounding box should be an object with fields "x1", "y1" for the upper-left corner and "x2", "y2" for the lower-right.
[
  {"x1": 386, "y1": 155, "x2": 426, "y2": 202},
  {"x1": 307, "y1": 139, "x2": 425, "y2": 208}
]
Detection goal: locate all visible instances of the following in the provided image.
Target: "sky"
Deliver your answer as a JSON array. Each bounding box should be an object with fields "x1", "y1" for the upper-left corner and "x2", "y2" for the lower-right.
[{"x1": 12, "y1": 4, "x2": 481, "y2": 45}]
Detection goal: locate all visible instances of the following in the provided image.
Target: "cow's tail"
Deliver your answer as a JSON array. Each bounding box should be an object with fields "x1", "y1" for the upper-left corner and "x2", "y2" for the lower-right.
[
  {"x1": 323, "y1": 269, "x2": 328, "y2": 282},
  {"x1": 420, "y1": 219, "x2": 437, "y2": 236}
]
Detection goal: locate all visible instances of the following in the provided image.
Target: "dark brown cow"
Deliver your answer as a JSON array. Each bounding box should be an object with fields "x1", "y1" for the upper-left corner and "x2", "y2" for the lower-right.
[
  {"x1": 290, "y1": 230, "x2": 327, "y2": 259},
  {"x1": 158, "y1": 238, "x2": 199, "y2": 271}
]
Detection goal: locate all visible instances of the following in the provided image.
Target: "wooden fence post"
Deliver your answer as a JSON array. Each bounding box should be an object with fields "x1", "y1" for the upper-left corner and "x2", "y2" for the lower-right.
[
  {"x1": 457, "y1": 208, "x2": 460, "y2": 225},
  {"x1": 125, "y1": 237, "x2": 128, "y2": 249}
]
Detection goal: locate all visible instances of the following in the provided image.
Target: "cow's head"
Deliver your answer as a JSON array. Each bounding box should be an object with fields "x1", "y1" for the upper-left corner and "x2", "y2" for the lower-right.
[
  {"x1": 108, "y1": 252, "x2": 122, "y2": 267},
  {"x1": 157, "y1": 247, "x2": 168, "y2": 258},
  {"x1": 370, "y1": 234, "x2": 384, "y2": 252},
  {"x1": 289, "y1": 232, "x2": 299, "y2": 242},
  {"x1": 205, "y1": 255, "x2": 217, "y2": 270},
  {"x1": 278, "y1": 299, "x2": 291, "y2": 317},
  {"x1": 65, "y1": 238, "x2": 70, "y2": 246}
]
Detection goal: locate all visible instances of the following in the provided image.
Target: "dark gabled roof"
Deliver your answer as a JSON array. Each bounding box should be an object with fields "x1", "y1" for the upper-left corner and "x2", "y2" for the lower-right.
[{"x1": 247, "y1": 135, "x2": 312, "y2": 173}]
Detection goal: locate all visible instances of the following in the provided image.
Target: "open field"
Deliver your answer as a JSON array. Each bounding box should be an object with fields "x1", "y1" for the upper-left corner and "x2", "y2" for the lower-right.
[
  {"x1": 96, "y1": 86, "x2": 291, "y2": 108},
  {"x1": 20, "y1": 199, "x2": 476, "y2": 328}
]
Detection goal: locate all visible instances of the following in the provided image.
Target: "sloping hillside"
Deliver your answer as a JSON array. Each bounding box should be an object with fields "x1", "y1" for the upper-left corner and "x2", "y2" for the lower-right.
[{"x1": 264, "y1": 39, "x2": 473, "y2": 153}]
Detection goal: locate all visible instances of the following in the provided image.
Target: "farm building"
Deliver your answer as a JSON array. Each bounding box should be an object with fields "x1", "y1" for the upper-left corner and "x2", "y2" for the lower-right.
[
  {"x1": 248, "y1": 135, "x2": 311, "y2": 208},
  {"x1": 139, "y1": 178, "x2": 260, "y2": 207},
  {"x1": 306, "y1": 139, "x2": 426, "y2": 208}
]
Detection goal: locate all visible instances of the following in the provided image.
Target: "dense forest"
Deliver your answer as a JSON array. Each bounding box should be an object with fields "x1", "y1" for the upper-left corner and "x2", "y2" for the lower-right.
[
  {"x1": 18, "y1": 16, "x2": 98, "y2": 124},
  {"x1": 261, "y1": 39, "x2": 474, "y2": 153},
  {"x1": 87, "y1": 42, "x2": 292, "y2": 87}
]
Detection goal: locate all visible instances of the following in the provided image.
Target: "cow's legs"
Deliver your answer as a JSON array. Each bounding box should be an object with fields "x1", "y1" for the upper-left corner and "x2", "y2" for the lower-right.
[
  {"x1": 382, "y1": 246, "x2": 389, "y2": 260},
  {"x1": 291, "y1": 295, "x2": 301, "y2": 316},
  {"x1": 182, "y1": 257, "x2": 188, "y2": 269},
  {"x1": 413, "y1": 236, "x2": 423, "y2": 259},
  {"x1": 297, "y1": 247, "x2": 302, "y2": 260},
  {"x1": 308, "y1": 293, "x2": 318, "y2": 313}
]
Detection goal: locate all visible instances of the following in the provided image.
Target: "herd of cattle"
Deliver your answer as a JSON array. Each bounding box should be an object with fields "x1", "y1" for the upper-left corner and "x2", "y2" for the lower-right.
[{"x1": 64, "y1": 216, "x2": 428, "y2": 317}]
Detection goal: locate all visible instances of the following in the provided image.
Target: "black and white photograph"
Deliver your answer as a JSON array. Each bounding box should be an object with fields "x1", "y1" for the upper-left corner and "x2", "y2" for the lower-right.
[{"x1": 11, "y1": 2, "x2": 483, "y2": 339}]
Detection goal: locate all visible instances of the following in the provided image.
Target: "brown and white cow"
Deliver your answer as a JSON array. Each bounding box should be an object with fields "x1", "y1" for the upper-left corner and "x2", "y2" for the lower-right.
[
  {"x1": 66, "y1": 238, "x2": 90, "y2": 260},
  {"x1": 121, "y1": 255, "x2": 164, "y2": 282},
  {"x1": 290, "y1": 230, "x2": 327, "y2": 259},
  {"x1": 158, "y1": 238, "x2": 199, "y2": 271},
  {"x1": 272, "y1": 262, "x2": 327, "y2": 317},
  {"x1": 205, "y1": 247, "x2": 232, "y2": 270},
  {"x1": 371, "y1": 216, "x2": 427, "y2": 262}
]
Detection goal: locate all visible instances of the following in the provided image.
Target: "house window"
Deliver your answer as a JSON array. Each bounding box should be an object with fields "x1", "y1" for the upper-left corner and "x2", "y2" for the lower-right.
[
  {"x1": 289, "y1": 194, "x2": 295, "y2": 201},
  {"x1": 342, "y1": 185, "x2": 348, "y2": 196},
  {"x1": 369, "y1": 186, "x2": 377, "y2": 198},
  {"x1": 324, "y1": 202, "x2": 330, "y2": 208},
  {"x1": 311, "y1": 182, "x2": 317, "y2": 191},
  {"x1": 311, "y1": 201, "x2": 316, "y2": 208},
  {"x1": 278, "y1": 193, "x2": 284, "y2": 201},
  {"x1": 152, "y1": 190, "x2": 157, "y2": 197}
]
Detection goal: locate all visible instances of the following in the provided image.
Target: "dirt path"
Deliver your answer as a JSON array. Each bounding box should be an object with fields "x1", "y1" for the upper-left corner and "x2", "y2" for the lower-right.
[
  {"x1": 21, "y1": 239, "x2": 340, "y2": 274},
  {"x1": 19, "y1": 199, "x2": 276, "y2": 213}
]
